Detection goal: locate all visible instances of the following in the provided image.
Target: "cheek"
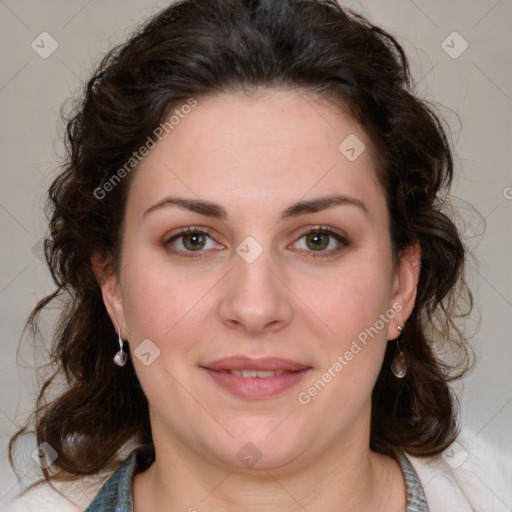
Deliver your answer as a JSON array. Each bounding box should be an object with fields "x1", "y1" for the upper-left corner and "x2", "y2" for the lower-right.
[
  {"x1": 291, "y1": 253, "x2": 395, "y2": 406},
  {"x1": 120, "y1": 256, "x2": 203, "y2": 344},
  {"x1": 294, "y1": 255, "x2": 395, "y2": 340}
]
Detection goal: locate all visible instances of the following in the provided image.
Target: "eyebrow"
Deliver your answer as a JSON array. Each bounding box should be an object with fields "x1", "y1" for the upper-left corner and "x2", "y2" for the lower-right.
[{"x1": 143, "y1": 194, "x2": 369, "y2": 220}]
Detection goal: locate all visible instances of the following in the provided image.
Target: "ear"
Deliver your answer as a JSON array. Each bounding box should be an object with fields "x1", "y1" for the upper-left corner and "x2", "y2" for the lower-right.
[
  {"x1": 92, "y1": 253, "x2": 127, "y2": 336},
  {"x1": 387, "y1": 242, "x2": 421, "y2": 340}
]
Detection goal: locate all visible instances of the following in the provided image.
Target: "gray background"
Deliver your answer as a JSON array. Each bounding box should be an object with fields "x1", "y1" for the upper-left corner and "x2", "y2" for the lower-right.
[{"x1": 1, "y1": 0, "x2": 511, "y2": 507}]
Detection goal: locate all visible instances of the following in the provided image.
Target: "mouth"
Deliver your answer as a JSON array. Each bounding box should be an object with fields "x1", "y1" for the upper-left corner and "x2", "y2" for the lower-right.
[
  {"x1": 200, "y1": 356, "x2": 312, "y2": 399},
  {"x1": 225, "y1": 369, "x2": 287, "y2": 378}
]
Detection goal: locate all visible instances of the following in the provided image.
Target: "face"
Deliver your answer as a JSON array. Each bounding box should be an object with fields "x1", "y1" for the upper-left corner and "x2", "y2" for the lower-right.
[{"x1": 100, "y1": 89, "x2": 419, "y2": 473}]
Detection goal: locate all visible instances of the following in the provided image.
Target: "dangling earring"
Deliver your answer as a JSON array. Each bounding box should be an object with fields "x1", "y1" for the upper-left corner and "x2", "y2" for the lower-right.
[
  {"x1": 113, "y1": 326, "x2": 128, "y2": 367},
  {"x1": 391, "y1": 325, "x2": 407, "y2": 378}
]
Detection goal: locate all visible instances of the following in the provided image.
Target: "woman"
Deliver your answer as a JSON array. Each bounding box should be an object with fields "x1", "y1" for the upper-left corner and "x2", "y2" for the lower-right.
[{"x1": 7, "y1": 0, "x2": 501, "y2": 510}]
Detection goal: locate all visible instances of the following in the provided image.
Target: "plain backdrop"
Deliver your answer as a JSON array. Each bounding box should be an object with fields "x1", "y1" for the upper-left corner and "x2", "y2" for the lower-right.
[{"x1": 0, "y1": 0, "x2": 511, "y2": 507}]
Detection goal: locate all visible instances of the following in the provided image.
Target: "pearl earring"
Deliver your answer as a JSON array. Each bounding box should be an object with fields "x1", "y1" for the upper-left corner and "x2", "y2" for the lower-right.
[
  {"x1": 391, "y1": 325, "x2": 407, "y2": 378},
  {"x1": 113, "y1": 326, "x2": 128, "y2": 367}
]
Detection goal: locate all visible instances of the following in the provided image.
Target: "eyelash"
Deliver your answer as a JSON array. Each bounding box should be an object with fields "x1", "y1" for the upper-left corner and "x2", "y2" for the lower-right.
[{"x1": 164, "y1": 225, "x2": 348, "y2": 259}]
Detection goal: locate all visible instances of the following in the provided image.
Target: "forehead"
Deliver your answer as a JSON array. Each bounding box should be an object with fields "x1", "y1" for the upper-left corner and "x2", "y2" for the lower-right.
[{"x1": 127, "y1": 89, "x2": 385, "y2": 218}]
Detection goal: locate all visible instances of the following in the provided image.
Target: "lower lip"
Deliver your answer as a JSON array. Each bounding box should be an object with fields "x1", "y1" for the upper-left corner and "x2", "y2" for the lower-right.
[{"x1": 203, "y1": 368, "x2": 311, "y2": 399}]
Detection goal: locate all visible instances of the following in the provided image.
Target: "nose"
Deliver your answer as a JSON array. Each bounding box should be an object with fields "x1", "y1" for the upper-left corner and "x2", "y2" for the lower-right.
[{"x1": 218, "y1": 251, "x2": 294, "y2": 336}]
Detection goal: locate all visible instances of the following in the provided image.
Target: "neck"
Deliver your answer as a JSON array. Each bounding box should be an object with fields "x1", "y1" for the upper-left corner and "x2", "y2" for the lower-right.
[{"x1": 133, "y1": 420, "x2": 406, "y2": 511}]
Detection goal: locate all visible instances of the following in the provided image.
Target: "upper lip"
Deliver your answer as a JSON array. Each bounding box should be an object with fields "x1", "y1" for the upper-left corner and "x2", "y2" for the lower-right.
[{"x1": 201, "y1": 356, "x2": 309, "y2": 372}]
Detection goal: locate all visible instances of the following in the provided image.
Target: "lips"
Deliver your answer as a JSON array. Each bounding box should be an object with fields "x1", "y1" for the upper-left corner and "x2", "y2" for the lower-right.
[
  {"x1": 201, "y1": 356, "x2": 311, "y2": 399},
  {"x1": 202, "y1": 356, "x2": 309, "y2": 372}
]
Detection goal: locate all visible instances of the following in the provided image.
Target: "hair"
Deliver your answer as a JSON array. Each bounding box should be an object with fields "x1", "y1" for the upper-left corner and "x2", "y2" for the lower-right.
[{"x1": 10, "y1": 0, "x2": 474, "y2": 485}]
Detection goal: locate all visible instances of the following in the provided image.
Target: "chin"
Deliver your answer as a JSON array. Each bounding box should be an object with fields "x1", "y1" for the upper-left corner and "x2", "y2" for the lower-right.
[{"x1": 208, "y1": 417, "x2": 307, "y2": 471}]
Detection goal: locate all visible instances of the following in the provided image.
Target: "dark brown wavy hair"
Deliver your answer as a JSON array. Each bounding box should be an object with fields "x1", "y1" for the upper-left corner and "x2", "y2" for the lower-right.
[{"x1": 10, "y1": 0, "x2": 474, "y2": 484}]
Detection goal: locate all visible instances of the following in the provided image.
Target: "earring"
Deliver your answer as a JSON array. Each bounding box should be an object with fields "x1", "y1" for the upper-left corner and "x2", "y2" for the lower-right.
[
  {"x1": 391, "y1": 325, "x2": 407, "y2": 378},
  {"x1": 113, "y1": 326, "x2": 128, "y2": 367}
]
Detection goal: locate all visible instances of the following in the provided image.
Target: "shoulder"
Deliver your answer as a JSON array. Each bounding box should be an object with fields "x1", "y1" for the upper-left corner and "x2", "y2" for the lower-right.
[
  {"x1": 3, "y1": 478, "x2": 103, "y2": 512},
  {"x1": 405, "y1": 429, "x2": 512, "y2": 512},
  {"x1": 4, "y1": 443, "x2": 142, "y2": 512}
]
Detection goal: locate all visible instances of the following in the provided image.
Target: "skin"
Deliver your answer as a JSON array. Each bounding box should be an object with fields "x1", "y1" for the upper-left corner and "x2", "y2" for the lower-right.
[{"x1": 97, "y1": 89, "x2": 420, "y2": 511}]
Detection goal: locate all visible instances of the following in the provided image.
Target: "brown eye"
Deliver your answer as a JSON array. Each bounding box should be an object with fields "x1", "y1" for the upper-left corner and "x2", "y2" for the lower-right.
[
  {"x1": 292, "y1": 227, "x2": 348, "y2": 258},
  {"x1": 305, "y1": 232, "x2": 330, "y2": 251},
  {"x1": 182, "y1": 233, "x2": 207, "y2": 251},
  {"x1": 165, "y1": 227, "x2": 223, "y2": 258}
]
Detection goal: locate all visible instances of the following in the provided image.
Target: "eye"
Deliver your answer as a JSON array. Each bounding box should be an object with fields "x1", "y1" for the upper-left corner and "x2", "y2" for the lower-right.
[
  {"x1": 165, "y1": 227, "x2": 222, "y2": 257},
  {"x1": 292, "y1": 226, "x2": 348, "y2": 257},
  {"x1": 164, "y1": 225, "x2": 347, "y2": 259}
]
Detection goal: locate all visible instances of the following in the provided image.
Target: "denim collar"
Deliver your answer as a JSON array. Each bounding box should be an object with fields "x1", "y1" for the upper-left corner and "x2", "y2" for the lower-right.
[{"x1": 84, "y1": 444, "x2": 154, "y2": 511}]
